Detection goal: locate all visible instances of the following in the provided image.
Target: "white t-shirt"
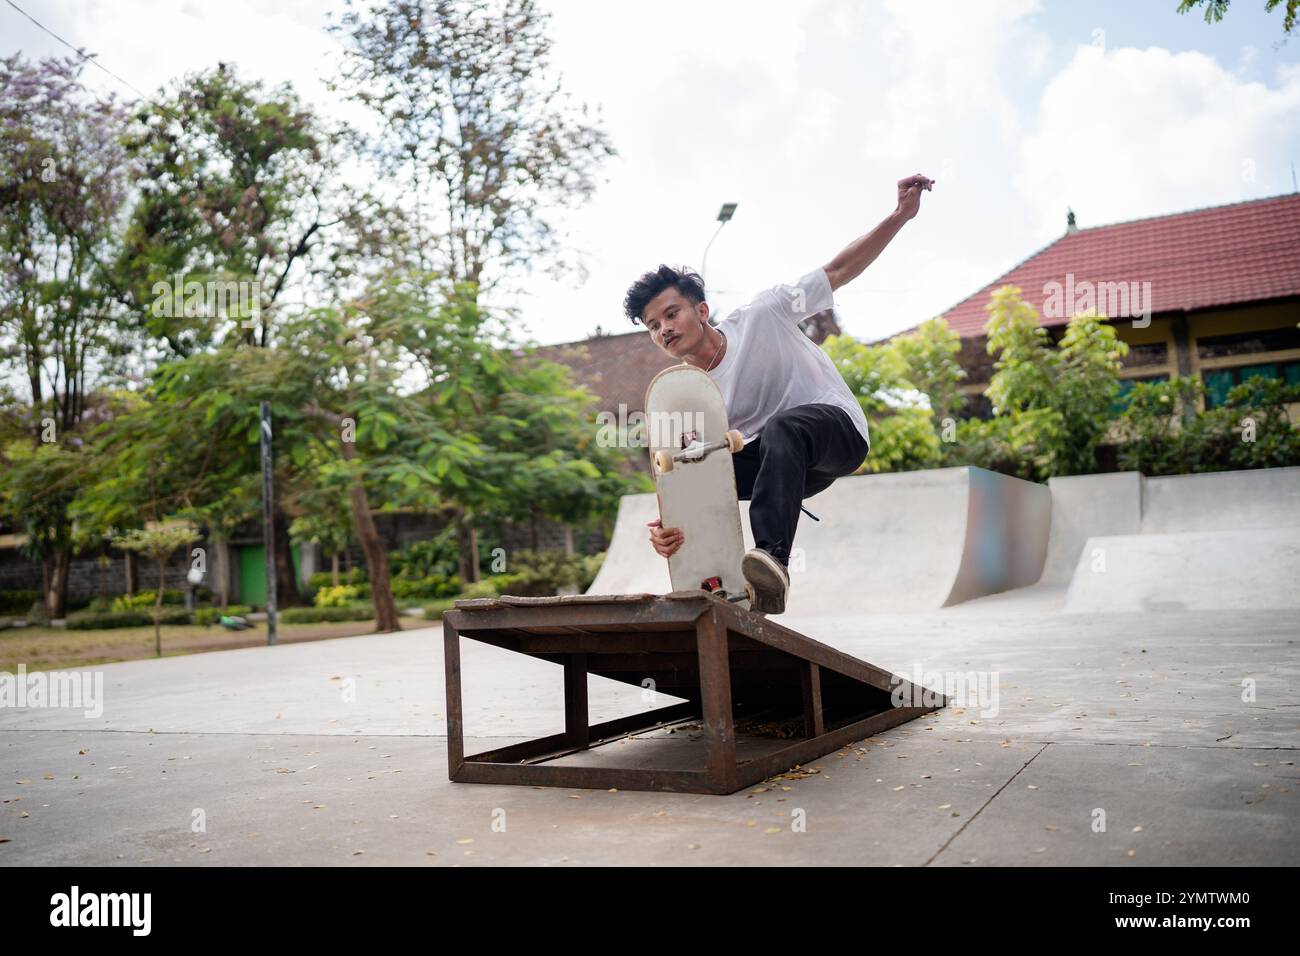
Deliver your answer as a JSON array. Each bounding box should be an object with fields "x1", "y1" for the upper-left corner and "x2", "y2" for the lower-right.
[{"x1": 707, "y1": 267, "x2": 871, "y2": 449}]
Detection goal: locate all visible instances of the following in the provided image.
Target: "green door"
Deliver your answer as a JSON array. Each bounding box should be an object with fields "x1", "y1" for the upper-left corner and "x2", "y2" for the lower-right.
[
  {"x1": 237, "y1": 544, "x2": 301, "y2": 608},
  {"x1": 238, "y1": 546, "x2": 266, "y2": 608}
]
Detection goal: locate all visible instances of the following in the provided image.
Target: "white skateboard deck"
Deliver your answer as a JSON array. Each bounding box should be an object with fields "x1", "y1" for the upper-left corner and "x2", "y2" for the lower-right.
[{"x1": 644, "y1": 364, "x2": 750, "y2": 608}]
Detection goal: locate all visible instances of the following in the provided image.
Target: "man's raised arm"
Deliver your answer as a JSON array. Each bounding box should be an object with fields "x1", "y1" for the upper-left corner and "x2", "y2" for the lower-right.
[{"x1": 822, "y1": 174, "x2": 933, "y2": 293}]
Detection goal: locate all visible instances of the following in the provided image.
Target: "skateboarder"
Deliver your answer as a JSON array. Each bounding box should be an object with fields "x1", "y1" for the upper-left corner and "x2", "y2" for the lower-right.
[{"x1": 627, "y1": 174, "x2": 933, "y2": 613}]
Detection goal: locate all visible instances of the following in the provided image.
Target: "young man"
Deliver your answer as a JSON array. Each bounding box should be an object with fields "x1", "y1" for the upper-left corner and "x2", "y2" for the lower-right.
[{"x1": 623, "y1": 175, "x2": 933, "y2": 614}]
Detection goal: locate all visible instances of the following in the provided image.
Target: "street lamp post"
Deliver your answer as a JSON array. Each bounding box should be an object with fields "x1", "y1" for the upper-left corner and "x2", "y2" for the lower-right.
[{"x1": 701, "y1": 202, "x2": 738, "y2": 304}]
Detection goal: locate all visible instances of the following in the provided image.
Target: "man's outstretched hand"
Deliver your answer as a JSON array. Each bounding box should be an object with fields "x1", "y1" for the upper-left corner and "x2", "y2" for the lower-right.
[
  {"x1": 647, "y1": 517, "x2": 683, "y2": 559},
  {"x1": 896, "y1": 173, "x2": 934, "y2": 222}
]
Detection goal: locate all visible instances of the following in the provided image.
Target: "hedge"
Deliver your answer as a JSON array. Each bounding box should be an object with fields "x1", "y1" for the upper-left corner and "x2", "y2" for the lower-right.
[
  {"x1": 0, "y1": 590, "x2": 41, "y2": 615},
  {"x1": 421, "y1": 597, "x2": 460, "y2": 621},
  {"x1": 279, "y1": 605, "x2": 374, "y2": 624},
  {"x1": 64, "y1": 608, "x2": 193, "y2": 630}
]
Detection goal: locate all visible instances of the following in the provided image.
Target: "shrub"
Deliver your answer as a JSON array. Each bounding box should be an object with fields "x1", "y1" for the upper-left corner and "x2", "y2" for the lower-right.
[
  {"x1": 577, "y1": 553, "x2": 604, "y2": 592},
  {"x1": 458, "y1": 579, "x2": 500, "y2": 600},
  {"x1": 488, "y1": 549, "x2": 589, "y2": 597},
  {"x1": 391, "y1": 574, "x2": 461, "y2": 600},
  {"x1": 280, "y1": 605, "x2": 374, "y2": 623},
  {"x1": 111, "y1": 589, "x2": 184, "y2": 612},
  {"x1": 1115, "y1": 377, "x2": 1300, "y2": 476},
  {"x1": 314, "y1": 585, "x2": 363, "y2": 608},
  {"x1": 389, "y1": 529, "x2": 459, "y2": 579},
  {"x1": 421, "y1": 597, "x2": 460, "y2": 620},
  {"x1": 65, "y1": 608, "x2": 192, "y2": 630},
  {"x1": 0, "y1": 590, "x2": 41, "y2": 615},
  {"x1": 306, "y1": 567, "x2": 368, "y2": 591}
]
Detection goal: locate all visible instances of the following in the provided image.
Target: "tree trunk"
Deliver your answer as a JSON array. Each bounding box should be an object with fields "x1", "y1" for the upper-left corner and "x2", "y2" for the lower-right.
[
  {"x1": 124, "y1": 550, "x2": 135, "y2": 595},
  {"x1": 340, "y1": 441, "x2": 399, "y2": 632},
  {"x1": 47, "y1": 547, "x2": 71, "y2": 619},
  {"x1": 273, "y1": 511, "x2": 299, "y2": 607},
  {"x1": 212, "y1": 534, "x2": 229, "y2": 608},
  {"x1": 154, "y1": 556, "x2": 165, "y2": 658},
  {"x1": 455, "y1": 512, "x2": 479, "y2": 584},
  {"x1": 563, "y1": 525, "x2": 574, "y2": 556},
  {"x1": 331, "y1": 552, "x2": 340, "y2": 587}
]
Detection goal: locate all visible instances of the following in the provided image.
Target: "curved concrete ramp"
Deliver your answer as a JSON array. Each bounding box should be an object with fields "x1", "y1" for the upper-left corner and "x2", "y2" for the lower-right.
[
  {"x1": 1063, "y1": 528, "x2": 1300, "y2": 613},
  {"x1": 1140, "y1": 466, "x2": 1300, "y2": 533},
  {"x1": 588, "y1": 467, "x2": 1050, "y2": 615},
  {"x1": 1040, "y1": 467, "x2": 1300, "y2": 611},
  {"x1": 1039, "y1": 472, "x2": 1142, "y2": 585},
  {"x1": 586, "y1": 494, "x2": 671, "y2": 596}
]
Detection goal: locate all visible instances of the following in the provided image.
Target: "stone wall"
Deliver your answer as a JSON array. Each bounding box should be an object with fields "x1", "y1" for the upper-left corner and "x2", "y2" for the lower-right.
[
  {"x1": 0, "y1": 514, "x2": 612, "y2": 604},
  {"x1": 0, "y1": 544, "x2": 203, "y2": 607}
]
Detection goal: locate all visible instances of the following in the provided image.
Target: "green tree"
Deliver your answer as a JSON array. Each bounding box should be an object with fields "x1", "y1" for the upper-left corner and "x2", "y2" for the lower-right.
[
  {"x1": 113, "y1": 525, "x2": 200, "y2": 657},
  {"x1": 489, "y1": 352, "x2": 645, "y2": 556},
  {"x1": 1177, "y1": 0, "x2": 1299, "y2": 36},
  {"x1": 889, "y1": 317, "x2": 968, "y2": 428},
  {"x1": 0, "y1": 55, "x2": 132, "y2": 617},
  {"x1": 1116, "y1": 375, "x2": 1300, "y2": 474},
  {"x1": 114, "y1": 63, "x2": 383, "y2": 353},
  {"x1": 289, "y1": 467, "x2": 357, "y2": 588},
  {"x1": 823, "y1": 333, "x2": 941, "y2": 473},
  {"x1": 983, "y1": 285, "x2": 1128, "y2": 477},
  {"x1": 329, "y1": 0, "x2": 615, "y2": 303},
  {"x1": 0, "y1": 444, "x2": 78, "y2": 618}
]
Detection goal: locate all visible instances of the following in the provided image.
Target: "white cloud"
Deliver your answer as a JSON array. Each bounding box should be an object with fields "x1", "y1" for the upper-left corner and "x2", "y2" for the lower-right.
[
  {"x1": 4, "y1": 0, "x2": 1296, "y2": 350},
  {"x1": 1016, "y1": 43, "x2": 1300, "y2": 236}
]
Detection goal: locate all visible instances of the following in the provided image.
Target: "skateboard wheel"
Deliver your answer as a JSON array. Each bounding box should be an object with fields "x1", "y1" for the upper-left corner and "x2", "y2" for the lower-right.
[
  {"x1": 654, "y1": 450, "x2": 675, "y2": 474},
  {"x1": 725, "y1": 429, "x2": 744, "y2": 453}
]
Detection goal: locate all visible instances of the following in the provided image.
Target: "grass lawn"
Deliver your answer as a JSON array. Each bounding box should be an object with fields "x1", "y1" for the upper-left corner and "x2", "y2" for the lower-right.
[{"x1": 0, "y1": 618, "x2": 427, "y2": 673}]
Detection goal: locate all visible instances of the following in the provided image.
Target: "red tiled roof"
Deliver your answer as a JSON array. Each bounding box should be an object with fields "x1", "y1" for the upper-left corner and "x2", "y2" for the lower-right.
[{"x1": 938, "y1": 193, "x2": 1300, "y2": 338}]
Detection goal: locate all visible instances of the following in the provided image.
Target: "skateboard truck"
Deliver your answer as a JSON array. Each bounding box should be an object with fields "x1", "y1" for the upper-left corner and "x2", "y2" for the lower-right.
[
  {"x1": 654, "y1": 430, "x2": 744, "y2": 475},
  {"x1": 700, "y1": 575, "x2": 755, "y2": 605}
]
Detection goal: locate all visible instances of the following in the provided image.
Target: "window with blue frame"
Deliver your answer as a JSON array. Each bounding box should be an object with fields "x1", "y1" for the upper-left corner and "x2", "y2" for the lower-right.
[{"x1": 1202, "y1": 361, "x2": 1300, "y2": 408}]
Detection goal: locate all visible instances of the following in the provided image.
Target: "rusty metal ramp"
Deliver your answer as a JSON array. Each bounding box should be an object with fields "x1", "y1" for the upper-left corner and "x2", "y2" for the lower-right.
[{"x1": 443, "y1": 592, "x2": 946, "y2": 795}]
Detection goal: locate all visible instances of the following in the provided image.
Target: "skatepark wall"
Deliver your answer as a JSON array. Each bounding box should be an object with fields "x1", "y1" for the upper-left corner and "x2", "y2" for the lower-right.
[
  {"x1": 1056, "y1": 466, "x2": 1300, "y2": 613},
  {"x1": 587, "y1": 466, "x2": 1051, "y2": 614},
  {"x1": 1038, "y1": 472, "x2": 1144, "y2": 585},
  {"x1": 588, "y1": 463, "x2": 1300, "y2": 615}
]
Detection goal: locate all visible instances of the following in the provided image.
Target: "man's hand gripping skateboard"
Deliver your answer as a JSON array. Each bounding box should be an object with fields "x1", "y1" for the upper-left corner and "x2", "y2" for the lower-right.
[{"x1": 647, "y1": 517, "x2": 791, "y2": 615}]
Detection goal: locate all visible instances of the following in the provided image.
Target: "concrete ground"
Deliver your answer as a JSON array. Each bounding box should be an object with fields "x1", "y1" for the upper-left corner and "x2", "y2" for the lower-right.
[{"x1": 2, "y1": 585, "x2": 1296, "y2": 866}]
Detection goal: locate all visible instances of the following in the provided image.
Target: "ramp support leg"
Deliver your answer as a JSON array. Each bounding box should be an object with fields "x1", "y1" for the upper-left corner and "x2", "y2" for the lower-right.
[
  {"x1": 564, "y1": 653, "x2": 590, "y2": 749},
  {"x1": 801, "y1": 661, "x2": 825, "y2": 738},
  {"x1": 696, "y1": 607, "x2": 738, "y2": 792}
]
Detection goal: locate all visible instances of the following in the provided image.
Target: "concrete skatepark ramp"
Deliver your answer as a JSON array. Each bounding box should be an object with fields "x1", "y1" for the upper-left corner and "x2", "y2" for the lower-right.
[
  {"x1": 1062, "y1": 528, "x2": 1300, "y2": 612},
  {"x1": 589, "y1": 464, "x2": 1300, "y2": 615},
  {"x1": 1053, "y1": 466, "x2": 1300, "y2": 613},
  {"x1": 588, "y1": 466, "x2": 1051, "y2": 615}
]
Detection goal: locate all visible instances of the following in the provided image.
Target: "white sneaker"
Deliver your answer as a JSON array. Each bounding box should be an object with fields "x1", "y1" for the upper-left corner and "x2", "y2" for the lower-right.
[{"x1": 742, "y1": 548, "x2": 789, "y2": 614}]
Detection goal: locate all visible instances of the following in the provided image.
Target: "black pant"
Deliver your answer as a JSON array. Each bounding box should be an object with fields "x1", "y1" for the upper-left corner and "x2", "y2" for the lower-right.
[{"x1": 732, "y1": 403, "x2": 869, "y2": 567}]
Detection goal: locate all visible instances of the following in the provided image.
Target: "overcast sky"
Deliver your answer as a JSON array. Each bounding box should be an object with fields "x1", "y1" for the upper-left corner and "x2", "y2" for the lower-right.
[{"x1": 5, "y1": 0, "x2": 1299, "y2": 349}]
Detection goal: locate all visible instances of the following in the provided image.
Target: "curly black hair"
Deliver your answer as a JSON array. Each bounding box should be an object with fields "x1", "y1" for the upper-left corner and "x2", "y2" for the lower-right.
[{"x1": 623, "y1": 265, "x2": 706, "y2": 325}]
